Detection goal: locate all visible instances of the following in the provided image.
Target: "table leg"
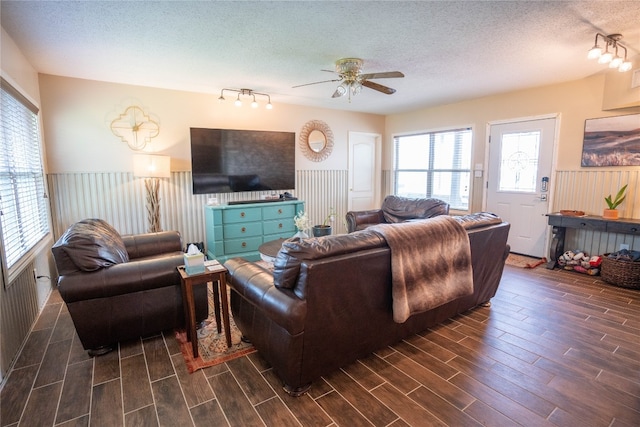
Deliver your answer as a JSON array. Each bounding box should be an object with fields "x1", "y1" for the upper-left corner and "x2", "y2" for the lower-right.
[
  {"x1": 211, "y1": 280, "x2": 222, "y2": 333},
  {"x1": 218, "y1": 272, "x2": 232, "y2": 347},
  {"x1": 547, "y1": 225, "x2": 566, "y2": 269},
  {"x1": 185, "y1": 279, "x2": 199, "y2": 358}
]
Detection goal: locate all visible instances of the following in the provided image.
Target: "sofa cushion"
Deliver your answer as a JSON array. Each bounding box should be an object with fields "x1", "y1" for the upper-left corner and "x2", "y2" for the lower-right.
[
  {"x1": 453, "y1": 212, "x2": 503, "y2": 229},
  {"x1": 272, "y1": 230, "x2": 387, "y2": 289},
  {"x1": 381, "y1": 195, "x2": 449, "y2": 223},
  {"x1": 52, "y1": 218, "x2": 129, "y2": 275}
]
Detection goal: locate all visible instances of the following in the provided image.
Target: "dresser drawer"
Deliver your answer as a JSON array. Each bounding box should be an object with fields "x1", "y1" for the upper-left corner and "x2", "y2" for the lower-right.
[
  {"x1": 224, "y1": 236, "x2": 263, "y2": 255},
  {"x1": 560, "y1": 216, "x2": 606, "y2": 231},
  {"x1": 223, "y1": 222, "x2": 262, "y2": 239},
  {"x1": 263, "y1": 204, "x2": 295, "y2": 220},
  {"x1": 264, "y1": 219, "x2": 294, "y2": 235},
  {"x1": 222, "y1": 207, "x2": 262, "y2": 223}
]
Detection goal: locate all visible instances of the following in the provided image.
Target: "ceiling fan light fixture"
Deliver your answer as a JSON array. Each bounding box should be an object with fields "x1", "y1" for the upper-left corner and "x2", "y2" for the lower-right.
[
  {"x1": 336, "y1": 83, "x2": 348, "y2": 97},
  {"x1": 618, "y1": 61, "x2": 632, "y2": 72},
  {"x1": 587, "y1": 45, "x2": 602, "y2": 60}
]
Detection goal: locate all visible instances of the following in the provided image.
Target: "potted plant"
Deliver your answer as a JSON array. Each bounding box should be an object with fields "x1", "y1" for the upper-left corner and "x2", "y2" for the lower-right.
[
  {"x1": 603, "y1": 184, "x2": 627, "y2": 220},
  {"x1": 312, "y1": 208, "x2": 335, "y2": 237}
]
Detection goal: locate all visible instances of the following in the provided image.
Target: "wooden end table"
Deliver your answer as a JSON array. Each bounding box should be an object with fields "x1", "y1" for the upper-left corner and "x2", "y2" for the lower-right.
[{"x1": 177, "y1": 265, "x2": 231, "y2": 358}]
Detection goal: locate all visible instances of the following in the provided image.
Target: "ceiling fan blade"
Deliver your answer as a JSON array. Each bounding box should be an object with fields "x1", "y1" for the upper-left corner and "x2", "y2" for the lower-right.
[
  {"x1": 362, "y1": 80, "x2": 396, "y2": 95},
  {"x1": 359, "y1": 71, "x2": 405, "y2": 80},
  {"x1": 292, "y1": 78, "x2": 341, "y2": 89}
]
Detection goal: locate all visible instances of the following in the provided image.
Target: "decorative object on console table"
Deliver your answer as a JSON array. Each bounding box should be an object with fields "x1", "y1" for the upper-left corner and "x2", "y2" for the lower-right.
[
  {"x1": 603, "y1": 184, "x2": 627, "y2": 220},
  {"x1": 133, "y1": 154, "x2": 171, "y2": 232},
  {"x1": 312, "y1": 208, "x2": 335, "y2": 237}
]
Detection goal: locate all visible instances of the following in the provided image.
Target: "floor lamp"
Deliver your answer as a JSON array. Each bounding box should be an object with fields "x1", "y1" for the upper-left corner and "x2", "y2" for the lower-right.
[{"x1": 133, "y1": 154, "x2": 171, "y2": 233}]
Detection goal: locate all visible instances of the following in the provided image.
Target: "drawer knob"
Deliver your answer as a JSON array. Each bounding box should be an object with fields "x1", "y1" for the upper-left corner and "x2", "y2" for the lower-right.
[
  {"x1": 632, "y1": 227, "x2": 638, "y2": 232},
  {"x1": 580, "y1": 222, "x2": 586, "y2": 227},
  {"x1": 241, "y1": 227, "x2": 246, "y2": 233},
  {"x1": 240, "y1": 212, "x2": 245, "y2": 218},
  {"x1": 278, "y1": 209, "x2": 282, "y2": 214},
  {"x1": 278, "y1": 223, "x2": 283, "y2": 228},
  {"x1": 242, "y1": 242, "x2": 246, "y2": 248}
]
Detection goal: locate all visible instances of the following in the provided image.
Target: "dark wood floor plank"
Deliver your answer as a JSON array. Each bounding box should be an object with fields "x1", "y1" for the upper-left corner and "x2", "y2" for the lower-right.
[
  {"x1": 12, "y1": 328, "x2": 52, "y2": 369},
  {"x1": 385, "y1": 351, "x2": 474, "y2": 410},
  {"x1": 125, "y1": 404, "x2": 160, "y2": 427},
  {"x1": 67, "y1": 333, "x2": 91, "y2": 365},
  {"x1": 358, "y1": 353, "x2": 420, "y2": 394},
  {"x1": 401, "y1": 334, "x2": 457, "y2": 363},
  {"x1": 56, "y1": 359, "x2": 93, "y2": 424},
  {"x1": 122, "y1": 353, "x2": 154, "y2": 413},
  {"x1": 316, "y1": 390, "x2": 375, "y2": 427},
  {"x1": 371, "y1": 383, "x2": 446, "y2": 427},
  {"x1": 0, "y1": 364, "x2": 38, "y2": 426},
  {"x1": 90, "y1": 379, "x2": 123, "y2": 426},
  {"x1": 32, "y1": 302, "x2": 62, "y2": 330},
  {"x1": 322, "y1": 368, "x2": 398, "y2": 427},
  {"x1": 341, "y1": 359, "x2": 386, "y2": 391},
  {"x1": 18, "y1": 382, "x2": 62, "y2": 426},
  {"x1": 93, "y1": 346, "x2": 120, "y2": 385},
  {"x1": 119, "y1": 337, "x2": 143, "y2": 358},
  {"x1": 50, "y1": 310, "x2": 76, "y2": 343},
  {"x1": 151, "y1": 376, "x2": 193, "y2": 427},
  {"x1": 208, "y1": 370, "x2": 264, "y2": 427},
  {"x1": 408, "y1": 385, "x2": 483, "y2": 426},
  {"x1": 255, "y1": 396, "x2": 301, "y2": 427},
  {"x1": 226, "y1": 355, "x2": 275, "y2": 405},
  {"x1": 596, "y1": 369, "x2": 640, "y2": 397},
  {"x1": 190, "y1": 399, "x2": 229, "y2": 427},
  {"x1": 170, "y1": 353, "x2": 214, "y2": 408},
  {"x1": 463, "y1": 399, "x2": 521, "y2": 427},
  {"x1": 143, "y1": 335, "x2": 175, "y2": 381},
  {"x1": 392, "y1": 339, "x2": 459, "y2": 379},
  {"x1": 262, "y1": 369, "x2": 333, "y2": 427},
  {"x1": 34, "y1": 338, "x2": 72, "y2": 387}
]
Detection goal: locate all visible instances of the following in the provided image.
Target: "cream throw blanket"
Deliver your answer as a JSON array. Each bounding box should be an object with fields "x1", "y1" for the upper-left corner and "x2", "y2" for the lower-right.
[{"x1": 370, "y1": 216, "x2": 474, "y2": 323}]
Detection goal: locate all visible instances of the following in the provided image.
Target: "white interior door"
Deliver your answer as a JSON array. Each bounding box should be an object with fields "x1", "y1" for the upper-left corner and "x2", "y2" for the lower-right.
[
  {"x1": 348, "y1": 132, "x2": 381, "y2": 211},
  {"x1": 487, "y1": 118, "x2": 556, "y2": 257}
]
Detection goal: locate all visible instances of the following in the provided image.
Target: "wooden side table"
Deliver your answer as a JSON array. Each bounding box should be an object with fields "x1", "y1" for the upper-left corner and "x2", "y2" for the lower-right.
[{"x1": 177, "y1": 265, "x2": 231, "y2": 358}]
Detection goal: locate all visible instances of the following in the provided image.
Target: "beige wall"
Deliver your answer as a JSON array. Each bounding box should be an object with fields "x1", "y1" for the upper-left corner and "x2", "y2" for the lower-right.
[
  {"x1": 38, "y1": 74, "x2": 385, "y2": 174},
  {"x1": 385, "y1": 73, "x2": 640, "y2": 213}
]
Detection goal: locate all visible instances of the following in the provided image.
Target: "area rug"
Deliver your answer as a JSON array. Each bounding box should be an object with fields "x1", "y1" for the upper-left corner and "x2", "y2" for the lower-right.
[
  {"x1": 175, "y1": 288, "x2": 255, "y2": 373},
  {"x1": 506, "y1": 253, "x2": 547, "y2": 269}
]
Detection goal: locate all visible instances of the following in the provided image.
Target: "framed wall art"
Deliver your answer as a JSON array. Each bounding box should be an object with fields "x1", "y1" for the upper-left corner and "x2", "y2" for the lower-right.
[{"x1": 581, "y1": 113, "x2": 640, "y2": 166}]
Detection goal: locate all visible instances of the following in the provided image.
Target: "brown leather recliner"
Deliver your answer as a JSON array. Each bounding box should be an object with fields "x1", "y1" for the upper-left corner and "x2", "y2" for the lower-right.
[
  {"x1": 346, "y1": 195, "x2": 450, "y2": 233},
  {"x1": 51, "y1": 218, "x2": 208, "y2": 356}
]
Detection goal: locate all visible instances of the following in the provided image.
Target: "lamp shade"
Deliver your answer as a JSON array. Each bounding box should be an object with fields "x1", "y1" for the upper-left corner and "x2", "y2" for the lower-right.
[{"x1": 133, "y1": 154, "x2": 171, "y2": 178}]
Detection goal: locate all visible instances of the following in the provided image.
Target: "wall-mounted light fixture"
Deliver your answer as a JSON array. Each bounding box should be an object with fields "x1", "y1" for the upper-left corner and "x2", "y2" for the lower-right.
[
  {"x1": 218, "y1": 88, "x2": 273, "y2": 109},
  {"x1": 588, "y1": 33, "x2": 633, "y2": 72},
  {"x1": 133, "y1": 154, "x2": 171, "y2": 233}
]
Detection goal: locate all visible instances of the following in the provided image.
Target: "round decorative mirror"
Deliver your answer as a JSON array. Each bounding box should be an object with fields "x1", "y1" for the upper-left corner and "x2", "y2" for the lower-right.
[{"x1": 300, "y1": 120, "x2": 333, "y2": 162}]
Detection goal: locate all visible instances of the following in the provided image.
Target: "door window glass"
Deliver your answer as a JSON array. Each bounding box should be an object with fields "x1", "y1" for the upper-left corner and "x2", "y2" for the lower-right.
[{"x1": 498, "y1": 131, "x2": 540, "y2": 192}]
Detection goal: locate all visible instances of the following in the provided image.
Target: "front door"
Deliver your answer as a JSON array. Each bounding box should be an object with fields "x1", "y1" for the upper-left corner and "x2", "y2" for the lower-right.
[
  {"x1": 486, "y1": 117, "x2": 556, "y2": 257},
  {"x1": 348, "y1": 132, "x2": 381, "y2": 211}
]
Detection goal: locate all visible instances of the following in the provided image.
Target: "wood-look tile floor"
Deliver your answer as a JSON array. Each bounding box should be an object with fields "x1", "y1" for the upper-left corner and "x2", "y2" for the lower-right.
[{"x1": 1, "y1": 265, "x2": 639, "y2": 426}]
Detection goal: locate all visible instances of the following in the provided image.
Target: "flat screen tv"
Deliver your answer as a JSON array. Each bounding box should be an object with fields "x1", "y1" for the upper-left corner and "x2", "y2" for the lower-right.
[{"x1": 190, "y1": 128, "x2": 295, "y2": 195}]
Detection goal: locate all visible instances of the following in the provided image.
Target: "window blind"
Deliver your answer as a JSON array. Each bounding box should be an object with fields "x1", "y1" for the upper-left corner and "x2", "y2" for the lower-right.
[
  {"x1": 0, "y1": 78, "x2": 49, "y2": 272},
  {"x1": 393, "y1": 127, "x2": 472, "y2": 210}
]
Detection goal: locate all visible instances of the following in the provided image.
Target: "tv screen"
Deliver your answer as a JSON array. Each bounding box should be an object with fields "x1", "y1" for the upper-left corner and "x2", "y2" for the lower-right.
[{"x1": 190, "y1": 128, "x2": 296, "y2": 195}]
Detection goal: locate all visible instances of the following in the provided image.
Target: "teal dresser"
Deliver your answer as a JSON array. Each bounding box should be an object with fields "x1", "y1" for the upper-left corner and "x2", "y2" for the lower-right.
[{"x1": 204, "y1": 200, "x2": 305, "y2": 262}]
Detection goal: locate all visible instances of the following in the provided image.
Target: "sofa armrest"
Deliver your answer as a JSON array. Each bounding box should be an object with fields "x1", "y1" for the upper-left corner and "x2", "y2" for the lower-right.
[
  {"x1": 225, "y1": 258, "x2": 307, "y2": 336},
  {"x1": 122, "y1": 231, "x2": 182, "y2": 259},
  {"x1": 58, "y1": 254, "x2": 183, "y2": 303},
  {"x1": 345, "y1": 209, "x2": 385, "y2": 233}
]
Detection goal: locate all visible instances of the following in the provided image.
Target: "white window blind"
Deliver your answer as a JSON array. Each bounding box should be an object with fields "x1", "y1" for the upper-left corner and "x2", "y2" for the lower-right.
[
  {"x1": 394, "y1": 127, "x2": 472, "y2": 210},
  {"x1": 0, "y1": 78, "x2": 49, "y2": 272}
]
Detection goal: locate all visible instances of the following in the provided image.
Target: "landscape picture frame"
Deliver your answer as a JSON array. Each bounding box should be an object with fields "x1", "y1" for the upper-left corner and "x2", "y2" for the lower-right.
[{"x1": 581, "y1": 113, "x2": 640, "y2": 167}]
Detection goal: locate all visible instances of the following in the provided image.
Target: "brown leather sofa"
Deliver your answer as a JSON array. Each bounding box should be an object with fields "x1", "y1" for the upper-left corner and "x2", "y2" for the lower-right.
[
  {"x1": 225, "y1": 212, "x2": 510, "y2": 395},
  {"x1": 346, "y1": 195, "x2": 450, "y2": 233},
  {"x1": 51, "y1": 218, "x2": 207, "y2": 356}
]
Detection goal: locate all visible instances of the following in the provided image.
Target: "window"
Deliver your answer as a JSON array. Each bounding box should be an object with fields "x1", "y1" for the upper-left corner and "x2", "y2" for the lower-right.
[
  {"x1": 0, "y1": 78, "x2": 49, "y2": 277},
  {"x1": 394, "y1": 127, "x2": 472, "y2": 210}
]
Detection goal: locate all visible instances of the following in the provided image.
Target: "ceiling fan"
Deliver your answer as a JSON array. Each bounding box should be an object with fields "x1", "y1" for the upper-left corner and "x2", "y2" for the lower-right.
[{"x1": 293, "y1": 58, "x2": 404, "y2": 101}]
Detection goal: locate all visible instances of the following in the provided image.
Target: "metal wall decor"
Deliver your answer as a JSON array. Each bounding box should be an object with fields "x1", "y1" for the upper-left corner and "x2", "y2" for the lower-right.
[
  {"x1": 110, "y1": 105, "x2": 159, "y2": 151},
  {"x1": 299, "y1": 120, "x2": 333, "y2": 162}
]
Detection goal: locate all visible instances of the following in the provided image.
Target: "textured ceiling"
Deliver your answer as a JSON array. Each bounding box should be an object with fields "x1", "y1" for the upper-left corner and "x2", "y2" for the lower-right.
[{"x1": 2, "y1": 1, "x2": 639, "y2": 115}]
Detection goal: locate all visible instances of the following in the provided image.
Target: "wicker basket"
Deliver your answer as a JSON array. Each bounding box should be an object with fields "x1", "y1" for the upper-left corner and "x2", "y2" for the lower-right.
[{"x1": 600, "y1": 255, "x2": 640, "y2": 289}]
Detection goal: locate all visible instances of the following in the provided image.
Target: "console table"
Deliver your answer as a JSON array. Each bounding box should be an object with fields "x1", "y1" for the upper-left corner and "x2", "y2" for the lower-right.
[{"x1": 546, "y1": 213, "x2": 640, "y2": 269}]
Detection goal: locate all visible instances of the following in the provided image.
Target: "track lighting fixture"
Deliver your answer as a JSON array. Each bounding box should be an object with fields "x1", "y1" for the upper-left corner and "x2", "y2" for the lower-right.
[
  {"x1": 218, "y1": 88, "x2": 273, "y2": 109},
  {"x1": 588, "y1": 33, "x2": 632, "y2": 72}
]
